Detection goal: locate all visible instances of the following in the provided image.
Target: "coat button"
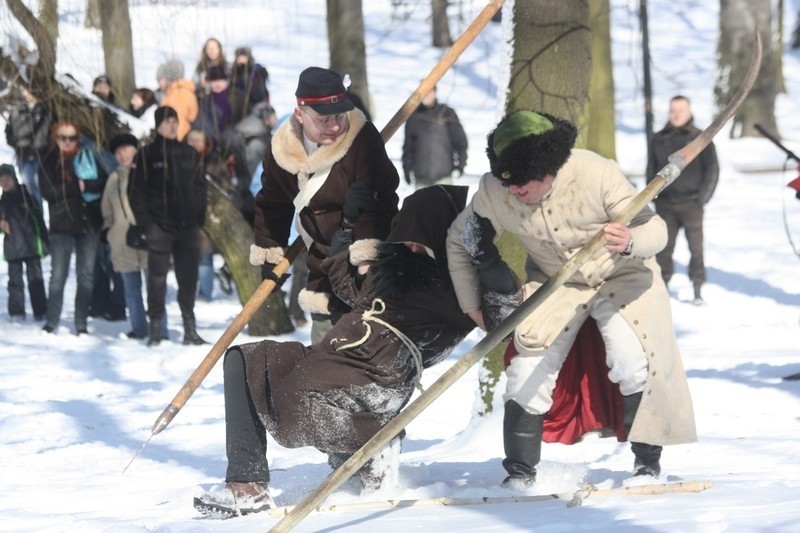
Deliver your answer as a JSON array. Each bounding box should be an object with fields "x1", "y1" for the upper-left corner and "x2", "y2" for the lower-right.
[
  {"x1": 609, "y1": 293, "x2": 615, "y2": 298},
  {"x1": 553, "y1": 227, "x2": 559, "y2": 232},
  {"x1": 548, "y1": 209, "x2": 552, "y2": 214},
  {"x1": 642, "y1": 333, "x2": 647, "y2": 339},
  {"x1": 564, "y1": 326, "x2": 570, "y2": 332},
  {"x1": 582, "y1": 304, "x2": 588, "y2": 309},
  {"x1": 633, "y1": 319, "x2": 639, "y2": 325}
]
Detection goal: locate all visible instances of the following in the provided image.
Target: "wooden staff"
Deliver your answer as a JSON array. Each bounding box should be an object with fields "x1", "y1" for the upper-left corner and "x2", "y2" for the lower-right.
[{"x1": 269, "y1": 30, "x2": 761, "y2": 533}]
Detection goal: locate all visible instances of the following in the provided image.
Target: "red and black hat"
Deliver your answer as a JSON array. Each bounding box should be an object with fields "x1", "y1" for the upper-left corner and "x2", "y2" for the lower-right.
[{"x1": 295, "y1": 66, "x2": 354, "y2": 116}]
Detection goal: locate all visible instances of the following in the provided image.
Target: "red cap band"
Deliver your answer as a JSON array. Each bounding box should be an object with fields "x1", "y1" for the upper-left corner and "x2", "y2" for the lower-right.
[{"x1": 297, "y1": 93, "x2": 347, "y2": 107}]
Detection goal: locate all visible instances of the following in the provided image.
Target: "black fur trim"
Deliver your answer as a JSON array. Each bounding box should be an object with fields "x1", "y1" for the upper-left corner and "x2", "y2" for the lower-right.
[
  {"x1": 372, "y1": 243, "x2": 440, "y2": 300},
  {"x1": 486, "y1": 112, "x2": 577, "y2": 187}
]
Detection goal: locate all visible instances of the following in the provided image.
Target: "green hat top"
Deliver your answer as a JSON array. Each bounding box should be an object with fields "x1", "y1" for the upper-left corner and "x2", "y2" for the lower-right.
[{"x1": 492, "y1": 111, "x2": 554, "y2": 157}]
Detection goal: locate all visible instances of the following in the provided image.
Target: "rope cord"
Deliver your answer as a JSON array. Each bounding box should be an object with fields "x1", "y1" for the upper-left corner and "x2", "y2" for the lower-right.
[{"x1": 335, "y1": 298, "x2": 425, "y2": 392}]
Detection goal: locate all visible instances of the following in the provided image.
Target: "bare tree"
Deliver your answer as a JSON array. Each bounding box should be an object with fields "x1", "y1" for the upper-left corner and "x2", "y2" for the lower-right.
[
  {"x1": 478, "y1": 0, "x2": 591, "y2": 416},
  {"x1": 586, "y1": 0, "x2": 616, "y2": 159},
  {"x1": 99, "y1": 0, "x2": 136, "y2": 105},
  {"x1": 432, "y1": 0, "x2": 453, "y2": 47},
  {"x1": 716, "y1": 0, "x2": 779, "y2": 137},
  {"x1": 327, "y1": 0, "x2": 372, "y2": 117},
  {"x1": 85, "y1": 0, "x2": 101, "y2": 29}
]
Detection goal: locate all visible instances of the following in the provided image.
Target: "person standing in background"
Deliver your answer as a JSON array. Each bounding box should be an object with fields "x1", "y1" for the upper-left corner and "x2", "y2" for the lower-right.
[{"x1": 646, "y1": 95, "x2": 719, "y2": 304}]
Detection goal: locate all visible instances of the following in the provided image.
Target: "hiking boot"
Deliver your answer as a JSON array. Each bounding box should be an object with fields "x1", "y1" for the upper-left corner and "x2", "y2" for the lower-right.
[{"x1": 193, "y1": 481, "x2": 273, "y2": 517}]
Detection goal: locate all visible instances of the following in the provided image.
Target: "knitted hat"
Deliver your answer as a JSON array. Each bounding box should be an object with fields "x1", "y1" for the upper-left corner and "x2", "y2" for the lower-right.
[
  {"x1": 295, "y1": 66, "x2": 354, "y2": 115},
  {"x1": 156, "y1": 59, "x2": 184, "y2": 81},
  {"x1": 154, "y1": 105, "x2": 179, "y2": 128},
  {"x1": 0, "y1": 163, "x2": 17, "y2": 179},
  {"x1": 486, "y1": 110, "x2": 577, "y2": 186},
  {"x1": 109, "y1": 133, "x2": 139, "y2": 154},
  {"x1": 93, "y1": 74, "x2": 111, "y2": 86}
]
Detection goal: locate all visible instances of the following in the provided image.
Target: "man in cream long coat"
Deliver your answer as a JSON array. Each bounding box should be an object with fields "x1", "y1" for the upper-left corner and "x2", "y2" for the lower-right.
[{"x1": 446, "y1": 110, "x2": 696, "y2": 488}]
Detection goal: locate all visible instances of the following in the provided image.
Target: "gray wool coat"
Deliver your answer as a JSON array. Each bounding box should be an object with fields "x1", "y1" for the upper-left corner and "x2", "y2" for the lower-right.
[{"x1": 446, "y1": 149, "x2": 697, "y2": 446}]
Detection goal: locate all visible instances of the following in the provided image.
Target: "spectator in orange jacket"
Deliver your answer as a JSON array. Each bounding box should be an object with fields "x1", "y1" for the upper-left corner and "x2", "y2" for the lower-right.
[{"x1": 156, "y1": 59, "x2": 199, "y2": 141}]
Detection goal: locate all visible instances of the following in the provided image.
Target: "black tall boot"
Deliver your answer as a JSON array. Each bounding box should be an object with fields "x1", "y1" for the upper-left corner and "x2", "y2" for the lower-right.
[
  {"x1": 182, "y1": 314, "x2": 207, "y2": 345},
  {"x1": 622, "y1": 392, "x2": 663, "y2": 477},
  {"x1": 147, "y1": 319, "x2": 162, "y2": 347},
  {"x1": 501, "y1": 400, "x2": 543, "y2": 489}
]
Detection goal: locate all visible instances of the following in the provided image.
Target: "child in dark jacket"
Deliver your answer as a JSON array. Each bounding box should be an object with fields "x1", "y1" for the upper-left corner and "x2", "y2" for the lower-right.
[{"x1": 0, "y1": 163, "x2": 48, "y2": 321}]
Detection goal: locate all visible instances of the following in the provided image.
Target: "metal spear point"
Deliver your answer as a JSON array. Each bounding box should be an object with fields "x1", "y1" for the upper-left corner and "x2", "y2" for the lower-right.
[{"x1": 270, "y1": 29, "x2": 762, "y2": 533}]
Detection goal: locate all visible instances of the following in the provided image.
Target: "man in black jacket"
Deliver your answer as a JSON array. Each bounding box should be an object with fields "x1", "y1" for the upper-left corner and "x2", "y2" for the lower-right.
[
  {"x1": 129, "y1": 106, "x2": 208, "y2": 346},
  {"x1": 402, "y1": 85, "x2": 468, "y2": 188},
  {"x1": 646, "y1": 95, "x2": 719, "y2": 304},
  {"x1": 4, "y1": 88, "x2": 51, "y2": 211}
]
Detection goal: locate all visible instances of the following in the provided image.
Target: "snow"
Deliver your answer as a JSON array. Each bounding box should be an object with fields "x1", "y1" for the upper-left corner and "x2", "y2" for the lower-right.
[{"x1": 1, "y1": 1, "x2": 800, "y2": 531}]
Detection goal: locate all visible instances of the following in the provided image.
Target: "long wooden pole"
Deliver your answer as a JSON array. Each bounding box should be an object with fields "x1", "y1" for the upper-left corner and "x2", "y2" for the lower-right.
[
  {"x1": 125, "y1": 0, "x2": 505, "y2": 474},
  {"x1": 269, "y1": 30, "x2": 761, "y2": 533}
]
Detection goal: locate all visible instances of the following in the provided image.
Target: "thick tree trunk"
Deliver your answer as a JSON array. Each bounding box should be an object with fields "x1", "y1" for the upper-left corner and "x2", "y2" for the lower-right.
[
  {"x1": 478, "y1": 0, "x2": 591, "y2": 416},
  {"x1": 99, "y1": 0, "x2": 136, "y2": 105},
  {"x1": 39, "y1": 0, "x2": 59, "y2": 49},
  {"x1": 203, "y1": 181, "x2": 294, "y2": 337},
  {"x1": 586, "y1": 0, "x2": 616, "y2": 159},
  {"x1": 327, "y1": 0, "x2": 372, "y2": 117},
  {"x1": 716, "y1": 0, "x2": 778, "y2": 138},
  {"x1": 432, "y1": 0, "x2": 453, "y2": 48}
]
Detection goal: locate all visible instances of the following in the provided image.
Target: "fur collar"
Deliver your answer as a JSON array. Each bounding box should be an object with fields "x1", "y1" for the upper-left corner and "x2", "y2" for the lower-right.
[{"x1": 271, "y1": 108, "x2": 367, "y2": 189}]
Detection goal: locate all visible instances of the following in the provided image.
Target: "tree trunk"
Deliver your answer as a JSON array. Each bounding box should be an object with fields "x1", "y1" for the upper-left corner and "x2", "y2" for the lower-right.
[
  {"x1": 716, "y1": 0, "x2": 779, "y2": 138},
  {"x1": 84, "y1": 0, "x2": 101, "y2": 29},
  {"x1": 478, "y1": 0, "x2": 591, "y2": 416},
  {"x1": 99, "y1": 0, "x2": 135, "y2": 105},
  {"x1": 586, "y1": 0, "x2": 616, "y2": 159},
  {"x1": 327, "y1": 0, "x2": 372, "y2": 118},
  {"x1": 432, "y1": 0, "x2": 453, "y2": 48},
  {"x1": 39, "y1": 0, "x2": 59, "y2": 49},
  {"x1": 203, "y1": 181, "x2": 294, "y2": 337}
]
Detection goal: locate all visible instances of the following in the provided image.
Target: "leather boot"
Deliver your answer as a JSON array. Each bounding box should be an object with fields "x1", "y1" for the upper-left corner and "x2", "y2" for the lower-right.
[
  {"x1": 146, "y1": 319, "x2": 162, "y2": 347},
  {"x1": 622, "y1": 392, "x2": 663, "y2": 477},
  {"x1": 182, "y1": 314, "x2": 207, "y2": 345},
  {"x1": 501, "y1": 400, "x2": 543, "y2": 489}
]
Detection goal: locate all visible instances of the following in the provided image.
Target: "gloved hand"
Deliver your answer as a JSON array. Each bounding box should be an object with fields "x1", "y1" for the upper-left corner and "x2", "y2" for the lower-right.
[
  {"x1": 462, "y1": 213, "x2": 500, "y2": 264},
  {"x1": 329, "y1": 225, "x2": 354, "y2": 255},
  {"x1": 462, "y1": 213, "x2": 516, "y2": 294},
  {"x1": 403, "y1": 170, "x2": 413, "y2": 185},
  {"x1": 261, "y1": 263, "x2": 290, "y2": 286},
  {"x1": 342, "y1": 180, "x2": 377, "y2": 222}
]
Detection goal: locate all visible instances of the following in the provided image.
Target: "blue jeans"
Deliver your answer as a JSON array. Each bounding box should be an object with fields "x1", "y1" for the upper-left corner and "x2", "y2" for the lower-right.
[
  {"x1": 46, "y1": 232, "x2": 100, "y2": 331},
  {"x1": 121, "y1": 270, "x2": 167, "y2": 338},
  {"x1": 198, "y1": 251, "x2": 214, "y2": 300},
  {"x1": 19, "y1": 159, "x2": 42, "y2": 212}
]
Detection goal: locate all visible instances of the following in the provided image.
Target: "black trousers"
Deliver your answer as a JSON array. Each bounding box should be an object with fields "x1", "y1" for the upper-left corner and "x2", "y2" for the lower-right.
[
  {"x1": 7, "y1": 257, "x2": 47, "y2": 317},
  {"x1": 654, "y1": 199, "x2": 706, "y2": 286},
  {"x1": 224, "y1": 347, "x2": 270, "y2": 484},
  {"x1": 146, "y1": 224, "x2": 200, "y2": 322}
]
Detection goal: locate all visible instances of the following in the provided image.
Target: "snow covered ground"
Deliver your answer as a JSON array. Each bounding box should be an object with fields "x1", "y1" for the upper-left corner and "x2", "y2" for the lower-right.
[{"x1": 1, "y1": 1, "x2": 799, "y2": 531}]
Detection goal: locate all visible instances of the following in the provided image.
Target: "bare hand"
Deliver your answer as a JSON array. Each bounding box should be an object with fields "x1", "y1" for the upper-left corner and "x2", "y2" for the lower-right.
[
  {"x1": 78, "y1": 179, "x2": 86, "y2": 193},
  {"x1": 603, "y1": 222, "x2": 631, "y2": 253},
  {"x1": 0, "y1": 219, "x2": 10, "y2": 234}
]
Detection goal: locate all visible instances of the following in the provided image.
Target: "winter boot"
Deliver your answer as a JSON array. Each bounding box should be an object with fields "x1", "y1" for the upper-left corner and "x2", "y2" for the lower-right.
[
  {"x1": 193, "y1": 481, "x2": 274, "y2": 517},
  {"x1": 622, "y1": 392, "x2": 663, "y2": 477},
  {"x1": 183, "y1": 315, "x2": 207, "y2": 345},
  {"x1": 147, "y1": 319, "x2": 162, "y2": 347},
  {"x1": 359, "y1": 435, "x2": 402, "y2": 493},
  {"x1": 501, "y1": 400, "x2": 543, "y2": 489}
]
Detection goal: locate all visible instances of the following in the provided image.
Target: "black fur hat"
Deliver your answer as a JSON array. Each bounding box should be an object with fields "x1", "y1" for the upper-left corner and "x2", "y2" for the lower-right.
[{"x1": 486, "y1": 110, "x2": 577, "y2": 187}]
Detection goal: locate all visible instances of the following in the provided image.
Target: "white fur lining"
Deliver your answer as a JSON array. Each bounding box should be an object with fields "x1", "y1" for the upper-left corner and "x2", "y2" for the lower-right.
[
  {"x1": 249, "y1": 244, "x2": 286, "y2": 266},
  {"x1": 298, "y1": 288, "x2": 331, "y2": 314},
  {"x1": 349, "y1": 238, "x2": 381, "y2": 266}
]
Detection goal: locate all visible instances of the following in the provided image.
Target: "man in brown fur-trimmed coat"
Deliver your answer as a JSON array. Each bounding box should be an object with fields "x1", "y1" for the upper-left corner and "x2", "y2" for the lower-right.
[
  {"x1": 195, "y1": 186, "x2": 516, "y2": 517},
  {"x1": 249, "y1": 67, "x2": 399, "y2": 343}
]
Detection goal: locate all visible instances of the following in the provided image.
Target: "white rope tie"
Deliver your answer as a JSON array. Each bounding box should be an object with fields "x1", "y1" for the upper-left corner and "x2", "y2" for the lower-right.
[{"x1": 335, "y1": 298, "x2": 425, "y2": 392}]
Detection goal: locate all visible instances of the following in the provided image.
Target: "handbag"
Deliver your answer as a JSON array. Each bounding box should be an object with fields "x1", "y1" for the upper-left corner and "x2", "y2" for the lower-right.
[
  {"x1": 126, "y1": 225, "x2": 148, "y2": 249},
  {"x1": 73, "y1": 146, "x2": 101, "y2": 202}
]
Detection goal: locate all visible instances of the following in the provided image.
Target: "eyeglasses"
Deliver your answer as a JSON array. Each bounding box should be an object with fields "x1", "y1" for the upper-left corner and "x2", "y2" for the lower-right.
[
  {"x1": 301, "y1": 110, "x2": 347, "y2": 129},
  {"x1": 57, "y1": 135, "x2": 78, "y2": 142}
]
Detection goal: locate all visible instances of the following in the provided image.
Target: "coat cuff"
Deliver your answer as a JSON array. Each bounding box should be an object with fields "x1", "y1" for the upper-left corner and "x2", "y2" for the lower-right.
[
  {"x1": 348, "y1": 238, "x2": 381, "y2": 266},
  {"x1": 298, "y1": 288, "x2": 331, "y2": 314},
  {"x1": 250, "y1": 243, "x2": 285, "y2": 266}
]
